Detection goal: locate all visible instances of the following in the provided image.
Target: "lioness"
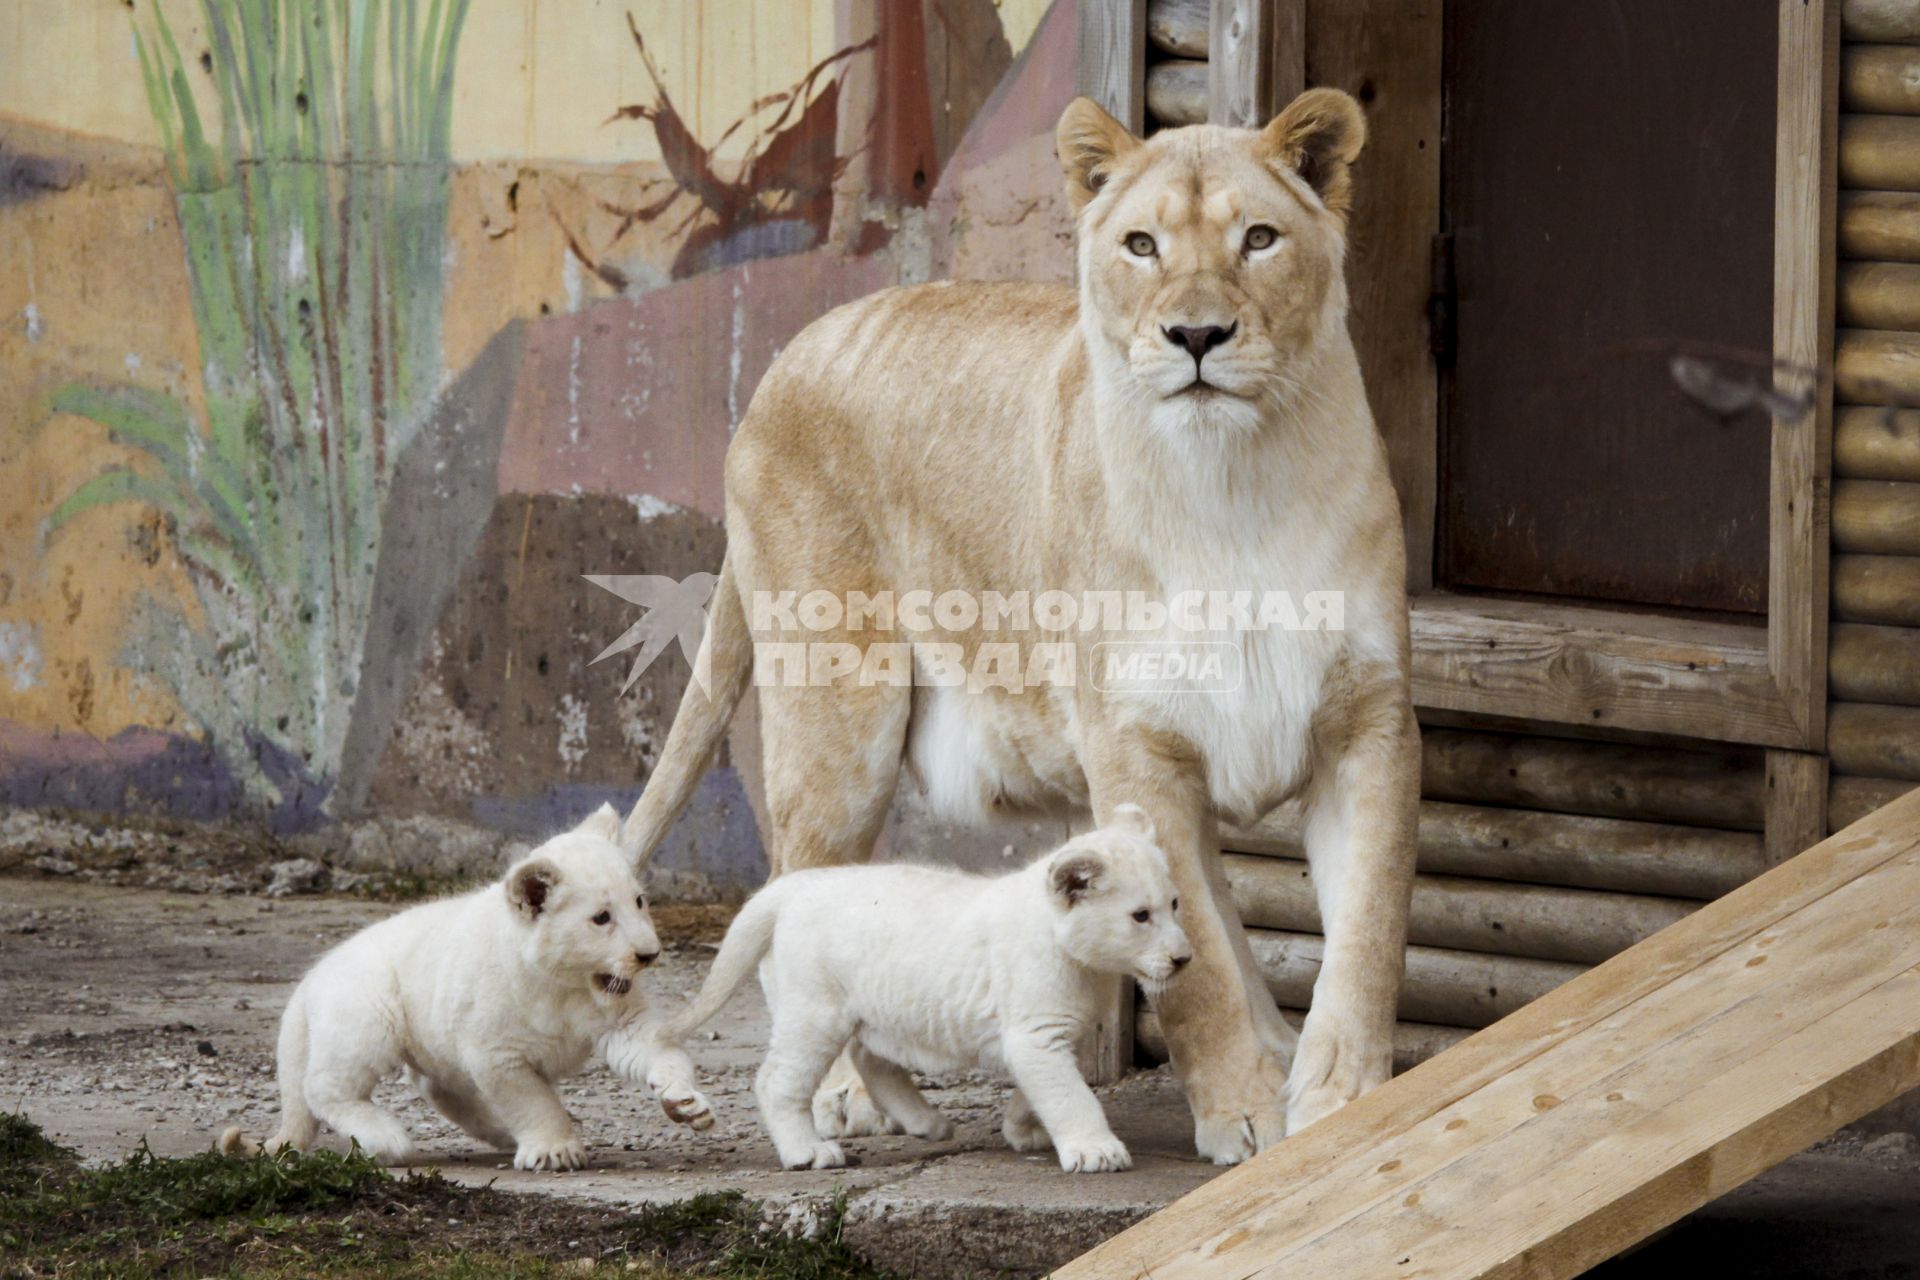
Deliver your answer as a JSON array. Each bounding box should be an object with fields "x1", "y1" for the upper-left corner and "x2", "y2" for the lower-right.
[
  {"x1": 221, "y1": 806, "x2": 713, "y2": 1169},
  {"x1": 658, "y1": 805, "x2": 1191, "y2": 1172},
  {"x1": 622, "y1": 89, "x2": 1417, "y2": 1162}
]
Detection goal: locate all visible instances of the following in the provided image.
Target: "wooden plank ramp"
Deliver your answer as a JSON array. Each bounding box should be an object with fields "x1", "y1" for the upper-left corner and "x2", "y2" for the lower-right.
[{"x1": 1056, "y1": 788, "x2": 1920, "y2": 1280}]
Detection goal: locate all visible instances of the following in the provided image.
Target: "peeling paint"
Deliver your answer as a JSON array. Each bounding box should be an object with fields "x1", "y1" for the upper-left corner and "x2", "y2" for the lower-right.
[
  {"x1": 22, "y1": 302, "x2": 42, "y2": 342},
  {"x1": 0, "y1": 621, "x2": 43, "y2": 691},
  {"x1": 557, "y1": 692, "x2": 589, "y2": 772},
  {"x1": 626, "y1": 493, "x2": 681, "y2": 521}
]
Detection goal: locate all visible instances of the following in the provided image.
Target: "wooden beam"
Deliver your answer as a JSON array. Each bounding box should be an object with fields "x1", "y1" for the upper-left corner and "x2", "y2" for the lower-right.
[
  {"x1": 1844, "y1": 44, "x2": 1920, "y2": 114},
  {"x1": 1835, "y1": 405, "x2": 1920, "y2": 478},
  {"x1": 1208, "y1": 0, "x2": 1301, "y2": 127},
  {"x1": 1773, "y1": 0, "x2": 1841, "y2": 752},
  {"x1": 1841, "y1": 114, "x2": 1920, "y2": 188},
  {"x1": 1146, "y1": 59, "x2": 1208, "y2": 125},
  {"x1": 1830, "y1": 621, "x2": 1920, "y2": 703},
  {"x1": 1764, "y1": 749, "x2": 1830, "y2": 866},
  {"x1": 1146, "y1": 0, "x2": 1208, "y2": 57},
  {"x1": 1840, "y1": 190, "x2": 1920, "y2": 260},
  {"x1": 1226, "y1": 799, "x2": 1764, "y2": 899},
  {"x1": 1411, "y1": 594, "x2": 1805, "y2": 749},
  {"x1": 1831, "y1": 773, "x2": 1918, "y2": 829},
  {"x1": 1829, "y1": 701, "x2": 1920, "y2": 778},
  {"x1": 1077, "y1": 0, "x2": 1148, "y2": 134},
  {"x1": 1836, "y1": 327, "x2": 1920, "y2": 401},
  {"x1": 1838, "y1": 261, "x2": 1920, "y2": 329},
  {"x1": 1136, "y1": 1006, "x2": 1469, "y2": 1075},
  {"x1": 1224, "y1": 854, "x2": 1694, "y2": 965},
  {"x1": 1832, "y1": 477, "x2": 1920, "y2": 553},
  {"x1": 1844, "y1": 0, "x2": 1920, "y2": 44},
  {"x1": 1833, "y1": 552, "x2": 1920, "y2": 623},
  {"x1": 1059, "y1": 789, "x2": 1920, "y2": 1280}
]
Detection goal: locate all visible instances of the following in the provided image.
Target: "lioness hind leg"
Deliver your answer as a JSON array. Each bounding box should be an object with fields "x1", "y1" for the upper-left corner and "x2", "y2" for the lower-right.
[{"x1": 848, "y1": 1042, "x2": 952, "y2": 1142}]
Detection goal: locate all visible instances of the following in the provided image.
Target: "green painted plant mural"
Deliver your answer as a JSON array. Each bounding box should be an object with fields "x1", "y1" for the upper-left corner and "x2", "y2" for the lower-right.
[{"x1": 45, "y1": 0, "x2": 471, "y2": 820}]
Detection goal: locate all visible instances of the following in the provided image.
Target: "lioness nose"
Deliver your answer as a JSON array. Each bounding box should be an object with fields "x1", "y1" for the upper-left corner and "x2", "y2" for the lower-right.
[
  {"x1": 1171, "y1": 953, "x2": 1193, "y2": 969},
  {"x1": 1163, "y1": 322, "x2": 1236, "y2": 360},
  {"x1": 634, "y1": 950, "x2": 659, "y2": 968}
]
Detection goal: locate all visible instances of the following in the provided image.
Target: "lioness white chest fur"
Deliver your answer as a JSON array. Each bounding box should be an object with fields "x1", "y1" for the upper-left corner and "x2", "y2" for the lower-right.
[
  {"x1": 661, "y1": 808, "x2": 1190, "y2": 1172},
  {"x1": 220, "y1": 806, "x2": 712, "y2": 1170},
  {"x1": 618, "y1": 89, "x2": 1418, "y2": 1163}
]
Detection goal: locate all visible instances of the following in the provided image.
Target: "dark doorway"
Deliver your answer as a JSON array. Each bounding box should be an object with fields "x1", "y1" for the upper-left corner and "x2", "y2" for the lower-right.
[{"x1": 1437, "y1": 0, "x2": 1778, "y2": 615}]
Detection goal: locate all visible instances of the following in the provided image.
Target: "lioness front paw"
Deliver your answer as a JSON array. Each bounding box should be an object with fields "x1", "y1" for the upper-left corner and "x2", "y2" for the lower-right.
[
  {"x1": 513, "y1": 1137, "x2": 588, "y2": 1171},
  {"x1": 778, "y1": 1139, "x2": 847, "y2": 1171},
  {"x1": 1192, "y1": 1106, "x2": 1286, "y2": 1165},
  {"x1": 1187, "y1": 1044, "x2": 1290, "y2": 1164},
  {"x1": 1056, "y1": 1135, "x2": 1131, "y2": 1174},
  {"x1": 1286, "y1": 1013, "x2": 1391, "y2": 1136},
  {"x1": 659, "y1": 1086, "x2": 716, "y2": 1131},
  {"x1": 812, "y1": 1079, "x2": 902, "y2": 1138}
]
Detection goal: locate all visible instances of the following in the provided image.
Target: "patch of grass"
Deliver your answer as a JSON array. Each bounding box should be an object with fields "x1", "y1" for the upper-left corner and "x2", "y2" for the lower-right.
[{"x1": 0, "y1": 1114, "x2": 888, "y2": 1280}]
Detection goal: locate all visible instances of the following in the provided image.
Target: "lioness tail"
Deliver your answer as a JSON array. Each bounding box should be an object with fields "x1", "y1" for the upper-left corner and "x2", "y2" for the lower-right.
[{"x1": 620, "y1": 551, "x2": 753, "y2": 866}]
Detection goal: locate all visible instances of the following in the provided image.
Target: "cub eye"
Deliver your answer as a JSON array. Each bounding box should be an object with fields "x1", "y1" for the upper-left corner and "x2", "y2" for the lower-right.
[
  {"x1": 1243, "y1": 224, "x2": 1279, "y2": 253},
  {"x1": 1132, "y1": 909, "x2": 1151, "y2": 923},
  {"x1": 635, "y1": 895, "x2": 647, "y2": 911},
  {"x1": 1125, "y1": 231, "x2": 1157, "y2": 258},
  {"x1": 591, "y1": 910, "x2": 612, "y2": 926},
  {"x1": 1171, "y1": 897, "x2": 1180, "y2": 911}
]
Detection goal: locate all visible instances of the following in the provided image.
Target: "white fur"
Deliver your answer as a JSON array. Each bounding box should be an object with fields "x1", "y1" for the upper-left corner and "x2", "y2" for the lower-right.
[
  {"x1": 659, "y1": 807, "x2": 1191, "y2": 1172},
  {"x1": 218, "y1": 805, "x2": 712, "y2": 1170}
]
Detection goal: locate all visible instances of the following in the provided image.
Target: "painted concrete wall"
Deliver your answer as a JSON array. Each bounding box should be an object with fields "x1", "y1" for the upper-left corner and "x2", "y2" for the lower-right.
[{"x1": 0, "y1": 0, "x2": 1081, "y2": 893}]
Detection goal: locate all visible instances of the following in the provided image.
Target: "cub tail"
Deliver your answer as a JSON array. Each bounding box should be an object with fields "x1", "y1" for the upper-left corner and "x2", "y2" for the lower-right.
[
  {"x1": 219, "y1": 986, "x2": 319, "y2": 1157},
  {"x1": 660, "y1": 883, "x2": 787, "y2": 1042}
]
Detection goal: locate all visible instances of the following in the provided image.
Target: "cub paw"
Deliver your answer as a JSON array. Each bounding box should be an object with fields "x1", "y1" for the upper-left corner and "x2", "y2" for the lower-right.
[
  {"x1": 514, "y1": 1137, "x2": 588, "y2": 1172},
  {"x1": 1002, "y1": 1108, "x2": 1050, "y2": 1154},
  {"x1": 904, "y1": 1113, "x2": 955, "y2": 1142},
  {"x1": 779, "y1": 1139, "x2": 847, "y2": 1171},
  {"x1": 659, "y1": 1087, "x2": 716, "y2": 1132},
  {"x1": 1056, "y1": 1135, "x2": 1132, "y2": 1174},
  {"x1": 812, "y1": 1080, "x2": 902, "y2": 1138}
]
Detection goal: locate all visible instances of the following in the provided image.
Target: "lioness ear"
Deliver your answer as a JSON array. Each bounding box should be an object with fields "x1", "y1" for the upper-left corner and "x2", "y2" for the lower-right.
[
  {"x1": 1049, "y1": 851, "x2": 1105, "y2": 907},
  {"x1": 1057, "y1": 96, "x2": 1140, "y2": 211},
  {"x1": 1108, "y1": 803, "x2": 1157, "y2": 844},
  {"x1": 1256, "y1": 87, "x2": 1367, "y2": 217},
  {"x1": 575, "y1": 802, "x2": 622, "y2": 844},
  {"x1": 508, "y1": 858, "x2": 561, "y2": 920}
]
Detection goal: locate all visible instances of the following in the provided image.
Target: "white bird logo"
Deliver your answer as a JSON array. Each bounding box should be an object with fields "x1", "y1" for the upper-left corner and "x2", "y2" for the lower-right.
[{"x1": 585, "y1": 572, "x2": 719, "y2": 695}]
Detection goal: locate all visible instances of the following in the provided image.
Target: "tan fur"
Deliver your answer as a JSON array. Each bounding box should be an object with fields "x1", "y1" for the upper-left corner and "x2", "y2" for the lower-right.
[{"x1": 622, "y1": 90, "x2": 1418, "y2": 1161}]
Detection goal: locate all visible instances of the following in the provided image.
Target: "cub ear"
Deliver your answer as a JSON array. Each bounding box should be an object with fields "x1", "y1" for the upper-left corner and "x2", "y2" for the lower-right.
[
  {"x1": 1108, "y1": 803, "x2": 1157, "y2": 844},
  {"x1": 574, "y1": 802, "x2": 623, "y2": 844},
  {"x1": 1049, "y1": 850, "x2": 1106, "y2": 907},
  {"x1": 507, "y1": 857, "x2": 561, "y2": 921},
  {"x1": 1256, "y1": 87, "x2": 1367, "y2": 217},
  {"x1": 1057, "y1": 96, "x2": 1140, "y2": 211}
]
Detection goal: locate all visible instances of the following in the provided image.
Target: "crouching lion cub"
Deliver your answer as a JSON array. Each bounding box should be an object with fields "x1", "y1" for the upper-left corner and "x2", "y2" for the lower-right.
[
  {"x1": 219, "y1": 805, "x2": 713, "y2": 1170},
  {"x1": 656, "y1": 806, "x2": 1190, "y2": 1172}
]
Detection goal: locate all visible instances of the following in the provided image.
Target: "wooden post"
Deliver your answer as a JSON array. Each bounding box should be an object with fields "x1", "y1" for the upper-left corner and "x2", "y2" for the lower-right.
[
  {"x1": 1765, "y1": 749, "x2": 1830, "y2": 866},
  {"x1": 1078, "y1": 0, "x2": 1149, "y2": 134}
]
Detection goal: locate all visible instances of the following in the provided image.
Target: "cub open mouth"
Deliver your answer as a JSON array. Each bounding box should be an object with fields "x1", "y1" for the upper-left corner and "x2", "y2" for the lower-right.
[{"x1": 594, "y1": 973, "x2": 633, "y2": 996}]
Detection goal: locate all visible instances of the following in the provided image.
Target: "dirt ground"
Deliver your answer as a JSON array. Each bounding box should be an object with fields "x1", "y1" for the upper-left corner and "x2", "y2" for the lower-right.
[{"x1": 3, "y1": 870, "x2": 1918, "y2": 1278}]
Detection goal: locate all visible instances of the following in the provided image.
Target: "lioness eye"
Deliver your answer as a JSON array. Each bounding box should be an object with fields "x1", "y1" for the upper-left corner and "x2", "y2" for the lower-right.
[
  {"x1": 1243, "y1": 224, "x2": 1278, "y2": 253},
  {"x1": 592, "y1": 910, "x2": 611, "y2": 926},
  {"x1": 1132, "y1": 909, "x2": 1151, "y2": 923},
  {"x1": 1125, "y1": 231, "x2": 1157, "y2": 258}
]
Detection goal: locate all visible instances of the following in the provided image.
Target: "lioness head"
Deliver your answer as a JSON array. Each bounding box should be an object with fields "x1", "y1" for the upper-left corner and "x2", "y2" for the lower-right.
[
  {"x1": 1045, "y1": 804, "x2": 1192, "y2": 994},
  {"x1": 1056, "y1": 88, "x2": 1366, "y2": 437},
  {"x1": 504, "y1": 803, "x2": 662, "y2": 1002}
]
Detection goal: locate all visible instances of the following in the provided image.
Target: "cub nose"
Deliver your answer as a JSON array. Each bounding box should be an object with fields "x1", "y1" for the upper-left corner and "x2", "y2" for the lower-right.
[
  {"x1": 1171, "y1": 953, "x2": 1193, "y2": 969},
  {"x1": 634, "y1": 949, "x2": 659, "y2": 968},
  {"x1": 1163, "y1": 322, "x2": 1236, "y2": 361}
]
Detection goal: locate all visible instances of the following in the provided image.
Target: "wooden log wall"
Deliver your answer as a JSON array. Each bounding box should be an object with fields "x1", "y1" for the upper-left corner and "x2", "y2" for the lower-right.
[
  {"x1": 1146, "y1": 0, "x2": 1211, "y2": 128},
  {"x1": 1830, "y1": 0, "x2": 1920, "y2": 815}
]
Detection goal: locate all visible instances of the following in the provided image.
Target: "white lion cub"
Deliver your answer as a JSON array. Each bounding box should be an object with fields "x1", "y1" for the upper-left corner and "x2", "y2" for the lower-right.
[
  {"x1": 219, "y1": 805, "x2": 713, "y2": 1170},
  {"x1": 658, "y1": 805, "x2": 1191, "y2": 1173}
]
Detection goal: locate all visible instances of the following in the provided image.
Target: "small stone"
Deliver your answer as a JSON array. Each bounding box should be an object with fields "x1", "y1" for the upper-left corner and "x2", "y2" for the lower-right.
[
  {"x1": 31, "y1": 855, "x2": 78, "y2": 876},
  {"x1": 196, "y1": 1040, "x2": 218, "y2": 1057},
  {"x1": 266, "y1": 859, "x2": 328, "y2": 897},
  {"x1": 1864, "y1": 1131, "x2": 1920, "y2": 1160}
]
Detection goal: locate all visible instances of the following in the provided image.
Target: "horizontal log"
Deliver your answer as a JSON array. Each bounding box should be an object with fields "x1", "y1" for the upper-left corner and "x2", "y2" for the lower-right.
[
  {"x1": 1223, "y1": 853, "x2": 1695, "y2": 965},
  {"x1": 1840, "y1": 262, "x2": 1920, "y2": 329},
  {"x1": 1147, "y1": 59, "x2": 1208, "y2": 126},
  {"x1": 1247, "y1": 929, "x2": 1587, "y2": 1029},
  {"x1": 1833, "y1": 553, "x2": 1920, "y2": 625},
  {"x1": 1836, "y1": 405, "x2": 1920, "y2": 478},
  {"x1": 1836, "y1": 328, "x2": 1920, "y2": 402},
  {"x1": 1845, "y1": 0, "x2": 1920, "y2": 43},
  {"x1": 1841, "y1": 191, "x2": 1920, "y2": 261},
  {"x1": 1833, "y1": 478, "x2": 1920, "y2": 554},
  {"x1": 1829, "y1": 702, "x2": 1920, "y2": 780},
  {"x1": 1134, "y1": 1006, "x2": 1470, "y2": 1074},
  {"x1": 1226, "y1": 800, "x2": 1763, "y2": 899},
  {"x1": 1831, "y1": 773, "x2": 1919, "y2": 830},
  {"x1": 1830, "y1": 622, "x2": 1920, "y2": 705},
  {"x1": 1842, "y1": 115, "x2": 1920, "y2": 190},
  {"x1": 1846, "y1": 46, "x2": 1920, "y2": 115},
  {"x1": 1421, "y1": 728, "x2": 1765, "y2": 830},
  {"x1": 1147, "y1": 0, "x2": 1209, "y2": 57}
]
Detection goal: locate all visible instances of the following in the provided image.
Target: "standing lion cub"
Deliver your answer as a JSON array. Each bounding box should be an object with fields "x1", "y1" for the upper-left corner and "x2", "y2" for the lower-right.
[
  {"x1": 219, "y1": 805, "x2": 712, "y2": 1170},
  {"x1": 655, "y1": 806, "x2": 1191, "y2": 1172}
]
